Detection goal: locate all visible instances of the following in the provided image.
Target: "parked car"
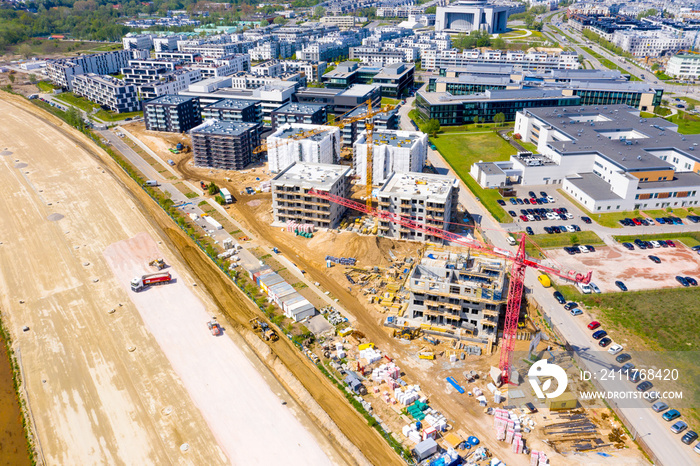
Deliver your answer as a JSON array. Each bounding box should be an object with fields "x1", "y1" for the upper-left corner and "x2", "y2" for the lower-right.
[
  {"x1": 652, "y1": 401, "x2": 669, "y2": 413},
  {"x1": 663, "y1": 409, "x2": 681, "y2": 421},
  {"x1": 592, "y1": 330, "x2": 607, "y2": 340},
  {"x1": 637, "y1": 381, "x2": 653, "y2": 392},
  {"x1": 581, "y1": 216, "x2": 592, "y2": 224},
  {"x1": 587, "y1": 321, "x2": 601, "y2": 330},
  {"x1": 589, "y1": 282, "x2": 601, "y2": 293},
  {"x1": 570, "y1": 308, "x2": 583, "y2": 316},
  {"x1": 676, "y1": 276, "x2": 690, "y2": 287},
  {"x1": 629, "y1": 370, "x2": 642, "y2": 383},
  {"x1": 667, "y1": 240, "x2": 676, "y2": 247},
  {"x1": 599, "y1": 337, "x2": 612, "y2": 347},
  {"x1": 648, "y1": 255, "x2": 661, "y2": 263},
  {"x1": 497, "y1": 200, "x2": 506, "y2": 206},
  {"x1": 681, "y1": 431, "x2": 698, "y2": 445},
  {"x1": 516, "y1": 198, "x2": 524, "y2": 205},
  {"x1": 553, "y1": 291, "x2": 566, "y2": 304},
  {"x1": 564, "y1": 302, "x2": 578, "y2": 311},
  {"x1": 585, "y1": 245, "x2": 595, "y2": 252},
  {"x1": 621, "y1": 362, "x2": 635, "y2": 373},
  {"x1": 694, "y1": 442, "x2": 700, "y2": 454},
  {"x1": 608, "y1": 344, "x2": 623, "y2": 355},
  {"x1": 615, "y1": 281, "x2": 628, "y2": 291},
  {"x1": 615, "y1": 353, "x2": 631, "y2": 363},
  {"x1": 622, "y1": 242, "x2": 635, "y2": 250},
  {"x1": 685, "y1": 277, "x2": 698, "y2": 286},
  {"x1": 525, "y1": 227, "x2": 534, "y2": 235},
  {"x1": 650, "y1": 240, "x2": 661, "y2": 248},
  {"x1": 671, "y1": 421, "x2": 688, "y2": 434},
  {"x1": 509, "y1": 198, "x2": 517, "y2": 205}
]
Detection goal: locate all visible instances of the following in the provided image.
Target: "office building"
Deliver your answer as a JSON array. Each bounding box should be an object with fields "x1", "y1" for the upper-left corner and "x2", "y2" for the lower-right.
[
  {"x1": 266, "y1": 124, "x2": 341, "y2": 173},
  {"x1": 295, "y1": 84, "x2": 382, "y2": 116},
  {"x1": 271, "y1": 102, "x2": 328, "y2": 129},
  {"x1": 191, "y1": 120, "x2": 262, "y2": 170},
  {"x1": 271, "y1": 162, "x2": 352, "y2": 229},
  {"x1": 201, "y1": 99, "x2": 262, "y2": 124},
  {"x1": 435, "y1": 0, "x2": 509, "y2": 34},
  {"x1": 405, "y1": 248, "x2": 507, "y2": 336},
  {"x1": 353, "y1": 130, "x2": 428, "y2": 185},
  {"x1": 376, "y1": 172, "x2": 459, "y2": 242},
  {"x1": 144, "y1": 95, "x2": 202, "y2": 133},
  {"x1": 322, "y1": 61, "x2": 414, "y2": 97},
  {"x1": 71, "y1": 73, "x2": 140, "y2": 113}
]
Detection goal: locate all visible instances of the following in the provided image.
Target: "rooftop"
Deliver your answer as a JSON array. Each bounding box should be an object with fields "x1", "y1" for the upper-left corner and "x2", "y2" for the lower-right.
[
  {"x1": 338, "y1": 84, "x2": 381, "y2": 98},
  {"x1": 271, "y1": 124, "x2": 335, "y2": 142},
  {"x1": 418, "y1": 88, "x2": 575, "y2": 105},
  {"x1": 358, "y1": 130, "x2": 423, "y2": 148},
  {"x1": 273, "y1": 102, "x2": 327, "y2": 115},
  {"x1": 190, "y1": 119, "x2": 259, "y2": 136},
  {"x1": 565, "y1": 173, "x2": 624, "y2": 201},
  {"x1": 145, "y1": 94, "x2": 197, "y2": 105},
  {"x1": 379, "y1": 172, "x2": 458, "y2": 202},
  {"x1": 272, "y1": 162, "x2": 351, "y2": 190},
  {"x1": 205, "y1": 98, "x2": 259, "y2": 110}
]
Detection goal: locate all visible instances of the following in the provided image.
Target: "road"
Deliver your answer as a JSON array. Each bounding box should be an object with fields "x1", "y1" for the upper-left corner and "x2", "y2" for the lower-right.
[{"x1": 398, "y1": 101, "x2": 699, "y2": 465}]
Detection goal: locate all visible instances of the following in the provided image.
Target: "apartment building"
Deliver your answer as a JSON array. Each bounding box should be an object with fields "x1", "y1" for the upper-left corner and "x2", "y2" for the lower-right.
[
  {"x1": 353, "y1": 130, "x2": 428, "y2": 185},
  {"x1": 266, "y1": 123, "x2": 340, "y2": 173},
  {"x1": 611, "y1": 30, "x2": 690, "y2": 58},
  {"x1": 46, "y1": 50, "x2": 132, "y2": 89},
  {"x1": 122, "y1": 34, "x2": 154, "y2": 51},
  {"x1": 405, "y1": 248, "x2": 506, "y2": 336},
  {"x1": 376, "y1": 172, "x2": 459, "y2": 243},
  {"x1": 144, "y1": 95, "x2": 202, "y2": 132},
  {"x1": 420, "y1": 49, "x2": 579, "y2": 72},
  {"x1": 271, "y1": 102, "x2": 328, "y2": 129},
  {"x1": 320, "y1": 16, "x2": 361, "y2": 27},
  {"x1": 179, "y1": 42, "x2": 247, "y2": 58},
  {"x1": 666, "y1": 53, "x2": 700, "y2": 80},
  {"x1": 72, "y1": 73, "x2": 140, "y2": 113},
  {"x1": 297, "y1": 42, "x2": 347, "y2": 62},
  {"x1": 201, "y1": 98, "x2": 262, "y2": 124},
  {"x1": 139, "y1": 69, "x2": 202, "y2": 100},
  {"x1": 153, "y1": 35, "x2": 188, "y2": 52},
  {"x1": 349, "y1": 46, "x2": 419, "y2": 66},
  {"x1": 340, "y1": 104, "x2": 398, "y2": 147},
  {"x1": 191, "y1": 119, "x2": 262, "y2": 170},
  {"x1": 271, "y1": 162, "x2": 351, "y2": 229},
  {"x1": 155, "y1": 51, "x2": 201, "y2": 63}
]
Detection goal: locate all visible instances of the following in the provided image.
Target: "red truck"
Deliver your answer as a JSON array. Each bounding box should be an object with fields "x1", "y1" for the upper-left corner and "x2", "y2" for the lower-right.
[{"x1": 131, "y1": 271, "x2": 172, "y2": 292}]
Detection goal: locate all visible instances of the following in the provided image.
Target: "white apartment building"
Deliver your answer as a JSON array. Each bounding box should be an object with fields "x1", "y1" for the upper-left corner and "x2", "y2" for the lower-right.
[
  {"x1": 353, "y1": 130, "x2": 428, "y2": 185},
  {"x1": 46, "y1": 50, "x2": 132, "y2": 89},
  {"x1": 122, "y1": 34, "x2": 154, "y2": 51},
  {"x1": 666, "y1": 53, "x2": 700, "y2": 80},
  {"x1": 153, "y1": 35, "x2": 187, "y2": 52},
  {"x1": 266, "y1": 123, "x2": 340, "y2": 173},
  {"x1": 72, "y1": 73, "x2": 140, "y2": 113},
  {"x1": 320, "y1": 16, "x2": 362, "y2": 27},
  {"x1": 421, "y1": 48, "x2": 579, "y2": 71},
  {"x1": 611, "y1": 30, "x2": 690, "y2": 58},
  {"x1": 349, "y1": 46, "x2": 419, "y2": 66},
  {"x1": 139, "y1": 69, "x2": 202, "y2": 100}
]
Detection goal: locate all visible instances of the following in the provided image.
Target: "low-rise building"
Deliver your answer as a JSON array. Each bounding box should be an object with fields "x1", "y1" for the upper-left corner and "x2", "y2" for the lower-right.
[
  {"x1": 376, "y1": 172, "x2": 459, "y2": 242},
  {"x1": 295, "y1": 83, "x2": 382, "y2": 116},
  {"x1": 271, "y1": 162, "x2": 351, "y2": 229},
  {"x1": 201, "y1": 98, "x2": 262, "y2": 124},
  {"x1": 353, "y1": 129, "x2": 428, "y2": 185},
  {"x1": 123, "y1": 34, "x2": 154, "y2": 51},
  {"x1": 435, "y1": 1, "x2": 509, "y2": 34},
  {"x1": 266, "y1": 123, "x2": 341, "y2": 173},
  {"x1": 191, "y1": 119, "x2": 262, "y2": 170},
  {"x1": 72, "y1": 73, "x2": 140, "y2": 113},
  {"x1": 405, "y1": 248, "x2": 507, "y2": 336},
  {"x1": 666, "y1": 52, "x2": 700, "y2": 80},
  {"x1": 320, "y1": 16, "x2": 362, "y2": 27},
  {"x1": 421, "y1": 48, "x2": 579, "y2": 72},
  {"x1": 271, "y1": 102, "x2": 328, "y2": 129},
  {"x1": 144, "y1": 95, "x2": 202, "y2": 133}
]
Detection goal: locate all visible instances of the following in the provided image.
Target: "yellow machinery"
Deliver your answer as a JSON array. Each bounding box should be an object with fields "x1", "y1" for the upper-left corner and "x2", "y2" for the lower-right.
[
  {"x1": 418, "y1": 348, "x2": 435, "y2": 360},
  {"x1": 393, "y1": 326, "x2": 420, "y2": 340},
  {"x1": 149, "y1": 258, "x2": 166, "y2": 270},
  {"x1": 249, "y1": 317, "x2": 279, "y2": 342}
]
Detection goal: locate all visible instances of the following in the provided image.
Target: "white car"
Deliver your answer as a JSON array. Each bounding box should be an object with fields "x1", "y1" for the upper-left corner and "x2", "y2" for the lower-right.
[
  {"x1": 547, "y1": 196, "x2": 554, "y2": 203},
  {"x1": 547, "y1": 213, "x2": 558, "y2": 220},
  {"x1": 527, "y1": 215, "x2": 535, "y2": 221},
  {"x1": 565, "y1": 213, "x2": 574, "y2": 219},
  {"x1": 566, "y1": 225, "x2": 576, "y2": 233},
  {"x1": 577, "y1": 282, "x2": 592, "y2": 294},
  {"x1": 589, "y1": 282, "x2": 601, "y2": 293},
  {"x1": 608, "y1": 344, "x2": 624, "y2": 355},
  {"x1": 650, "y1": 241, "x2": 661, "y2": 248},
  {"x1": 578, "y1": 245, "x2": 590, "y2": 253}
]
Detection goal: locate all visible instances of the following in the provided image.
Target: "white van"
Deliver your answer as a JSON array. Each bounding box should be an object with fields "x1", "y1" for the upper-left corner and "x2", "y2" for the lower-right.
[{"x1": 507, "y1": 235, "x2": 517, "y2": 246}]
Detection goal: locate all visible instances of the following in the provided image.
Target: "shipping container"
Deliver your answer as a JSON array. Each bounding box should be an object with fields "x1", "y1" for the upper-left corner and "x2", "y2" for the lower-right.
[
  {"x1": 259, "y1": 273, "x2": 285, "y2": 293},
  {"x1": 204, "y1": 216, "x2": 223, "y2": 230}
]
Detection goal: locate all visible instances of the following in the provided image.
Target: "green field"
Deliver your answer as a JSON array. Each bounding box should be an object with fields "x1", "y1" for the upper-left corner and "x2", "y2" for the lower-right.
[
  {"x1": 597, "y1": 58, "x2": 641, "y2": 81},
  {"x1": 54, "y1": 92, "x2": 99, "y2": 113},
  {"x1": 524, "y1": 231, "x2": 604, "y2": 257},
  {"x1": 430, "y1": 131, "x2": 517, "y2": 223},
  {"x1": 665, "y1": 111, "x2": 700, "y2": 134},
  {"x1": 95, "y1": 109, "x2": 143, "y2": 122},
  {"x1": 36, "y1": 80, "x2": 59, "y2": 93},
  {"x1": 381, "y1": 97, "x2": 401, "y2": 106},
  {"x1": 612, "y1": 231, "x2": 700, "y2": 248}
]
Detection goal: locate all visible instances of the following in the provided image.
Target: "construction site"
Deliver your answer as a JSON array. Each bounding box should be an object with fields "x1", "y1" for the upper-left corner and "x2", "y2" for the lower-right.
[{"x1": 115, "y1": 109, "x2": 651, "y2": 464}]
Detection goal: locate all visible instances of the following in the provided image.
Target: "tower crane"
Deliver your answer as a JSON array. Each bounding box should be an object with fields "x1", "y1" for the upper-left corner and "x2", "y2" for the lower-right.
[{"x1": 307, "y1": 189, "x2": 592, "y2": 385}]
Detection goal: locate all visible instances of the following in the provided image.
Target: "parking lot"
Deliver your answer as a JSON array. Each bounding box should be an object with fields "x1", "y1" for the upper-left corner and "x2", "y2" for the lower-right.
[
  {"x1": 502, "y1": 186, "x2": 590, "y2": 235},
  {"x1": 547, "y1": 241, "x2": 700, "y2": 293}
]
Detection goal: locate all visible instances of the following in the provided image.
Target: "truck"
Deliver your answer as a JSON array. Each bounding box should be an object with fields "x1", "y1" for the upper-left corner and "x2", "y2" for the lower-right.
[
  {"x1": 145, "y1": 180, "x2": 159, "y2": 187},
  {"x1": 130, "y1": 271, "x2": 172, "y2": 292},
  {"x1": 207, "y1": 317, "x2": 222, "y2": 336},
  {"x1": 220, "y1": 187, "x2": 232, "y2": 204}
]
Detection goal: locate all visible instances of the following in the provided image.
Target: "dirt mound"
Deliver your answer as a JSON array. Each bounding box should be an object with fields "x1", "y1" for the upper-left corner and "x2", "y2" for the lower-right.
[{"x1": 308, "y1": 233, "x2": 400, "y2": 267}]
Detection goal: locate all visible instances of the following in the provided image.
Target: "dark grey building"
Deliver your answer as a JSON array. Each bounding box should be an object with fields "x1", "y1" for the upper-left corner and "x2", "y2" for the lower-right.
[
  {"x1": 201, "y1": 98, "x2": 262, "y2": 124},
  {"x1": 340, "y1": 104, "x2": 398, "y2": 146},
  {"x1": 294, "y1": 84, "x2": 382, "y2": 116},
  {"x1": 271, "y1": 102, "x2": 328, "y2": 129},
  {"x1": 191, "y1": 120, "x2": 261, "y2": 170},
  {"x1": 144, "y1": 95, "x2": 202, "y2": 133}
]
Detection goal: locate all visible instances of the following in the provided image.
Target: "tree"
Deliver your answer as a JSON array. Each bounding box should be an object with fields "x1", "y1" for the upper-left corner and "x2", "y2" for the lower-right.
[
  {"x1": 18, "y1": 43, "x2": 33, "y2": 59},
  {"x1": 473, "y1": 115, "x2": 480, "y2": 126},
  {"x1": 8, "y1": 73, "x2": 15, "y2": 83},
  {"x1": 28, "y1": 73, "x2": 37, "y2": 83},
  {"x1": 421, "y1": 119, "x2": 440, "y2": 137},
  {"x1": 208, "y1": 182, "x2": 220, "y2": 195},
  {"x1": 273, "y1": 16, "x2": 287, "y2": 25},
  {"x1": 493, "y1": 112, "x2": 506, "y2": 127},
  {"x1": 688, "y1": 103, "x2": 696, "y2": 112},
  {"x1": 65, "y1": 106, "x2": 85, "y2": 130},
  {"x1": 314, "y1": 6, "x2": 325, "y2": 18}
]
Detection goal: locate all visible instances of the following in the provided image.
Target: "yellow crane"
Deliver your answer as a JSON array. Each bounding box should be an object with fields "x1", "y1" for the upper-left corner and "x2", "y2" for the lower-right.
[{"x1": 252, "y1": 99, "x2": 396, "y2": 209}]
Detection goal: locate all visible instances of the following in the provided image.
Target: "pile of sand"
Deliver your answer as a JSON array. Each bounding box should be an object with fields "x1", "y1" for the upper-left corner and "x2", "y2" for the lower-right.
[{"x1": 308, "y1": 233, "x2": 408, "y2": 268}]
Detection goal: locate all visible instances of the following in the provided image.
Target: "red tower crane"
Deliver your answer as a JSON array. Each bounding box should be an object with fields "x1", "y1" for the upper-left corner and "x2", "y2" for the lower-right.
[{"x1": 308, "y1": 189, "x2": 592, "y2": 385}]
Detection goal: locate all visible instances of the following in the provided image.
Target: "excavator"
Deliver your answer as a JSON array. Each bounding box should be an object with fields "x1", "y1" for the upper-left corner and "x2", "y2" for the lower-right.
[
  {"x1": 392, "y1": 326, "x2": 421, "y2": 340},
  {"x1": 250, "y1": 317, "x2": 279, "y2": 342},
  {"x1": 149, "y1": 258, "x2": 166, "y2": 270}
]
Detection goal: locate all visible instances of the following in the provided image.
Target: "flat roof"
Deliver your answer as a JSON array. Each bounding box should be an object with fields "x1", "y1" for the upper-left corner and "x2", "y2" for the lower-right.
[
  {"x1": 417, "y1": 88, "x2": 573, "y2": 105},
  {"x1": 205, "y1": 98, "x2": 259, "y2": 110},
  {"x1": 360, "y1": 130, "x2": 423, "y2": 148},
  {"x1": 338, "y1": 84, "x2": 381, "y2": 97},
  {"x1": 343, "y1": 103, "x2": 396, "y2": 121},
  {"x1": 145, "y1": 94, "x2": 197, "y2": 105},
  {"x1": 272, "y1": 162, "x2": 351, "y2": 190},
  {"x1": 272, "y1": 124, "x2": 334, "y2": 142},
  {"x1": 190, "y1": 119, "x2": 258, "y2": 136},
  {"x1": 566, "y1": 174, "x2": 623, "y2": 201},
  {"x1": 273, "y1": 102, "x2": 326, "y2": 115},
  {"x1": 379, "y1": 172, "x2": 457, "y2": 202}
]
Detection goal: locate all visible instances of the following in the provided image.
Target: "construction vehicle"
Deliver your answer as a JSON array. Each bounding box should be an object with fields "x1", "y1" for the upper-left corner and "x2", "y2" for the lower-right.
[
  {"x1": 207, "y1": 317, "x2": 222, "y2": 336},
  {"x1": 393, "y1": 326, "x2": 420, "y2": 340},
  {"x1": 130, "y1": 271, "x2": 172, "y2": 292},
  {"x1": 418, "y1": 348, "x2": 435, "y2": 360},
  {"x1": 306, "y1": 190, "x2": 592, "y2": 386},
  {"x1": 149, "y1": 258, "x2": 166, "y2": 270},
  {"x1": 423, "y1": 335, "x2": 439, "y2": 346},
  {"x1": 249, "y1": 317, "x2": 279, "y2": 342},
  {"x1": 200, "y1": 181, "x2": 207, "y2": 190},
  {"x1": 168, "y1": 142, "x2": 191, "y2": 154}
]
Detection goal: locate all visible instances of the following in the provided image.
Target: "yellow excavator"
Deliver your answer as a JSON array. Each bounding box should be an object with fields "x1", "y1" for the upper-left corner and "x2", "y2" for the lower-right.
[
  {"x1": 250, "y1": 317, "x2": 279, "y2": 342},
  {"x1": 149, "y1": 258, "x2": 166, "y2": 270},
  {"x1": 393, "y1": 326, "x2": 421, "y2": 340}
]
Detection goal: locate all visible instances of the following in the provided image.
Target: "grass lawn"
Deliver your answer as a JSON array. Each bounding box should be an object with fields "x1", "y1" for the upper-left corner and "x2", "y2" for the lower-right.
[
  {"x1": 665, "y1": 112, "x2": 700, "y2": 134},
  {"x1": 440, "y1": 123, "x2": 512, "y2": 133},
  {"x1": 381, "y1": 97, "x2": 401, "y2": 106},
  {"x1": 54, "y1": 92, "x2": 99, "y2": 113},
  {"x1": 639, "y1": 111, "x2": 655, "y2": 118},
  {"x1": 580, "y1": 46, "x2": 603, "y2": 60},
  {"x1": 95, "y1": 109, "x2": 143, "y2": 122},
  {"x1": 36, "y1": 80, "x2": 59, "y2": 93},
  {"x1": 612, "y1": 231, "x2": 700, "y2": 248},
  {"x1": 524, "y1": 231, "x2": 604, "y2": 257},
  {"x1": 431, "y1": 131, "x2": 517, "y2": 223},
  {"x1": 597, "y1": 58, "x2": 640, "y2": 81}
]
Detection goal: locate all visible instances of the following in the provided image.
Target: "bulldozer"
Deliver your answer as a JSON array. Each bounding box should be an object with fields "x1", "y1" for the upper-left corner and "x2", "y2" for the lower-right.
[
  {"x1": 149, "y1": 258, "x2": 166, "y2": 270},
  {"x1": 393, "y1": 326, "x2": 420, "y2": 340},
  {"x1": 249, "y1": 317, "x2": 279, "y2": 342}
]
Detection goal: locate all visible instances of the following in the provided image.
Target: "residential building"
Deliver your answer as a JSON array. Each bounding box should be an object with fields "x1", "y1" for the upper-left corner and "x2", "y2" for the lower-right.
[
  {"x1": 71, "y1": 73, "x2": 140, "y2": 113},
  {"x1": 421, "y1": 48, "x2": 579, "y2": 72},
  {"x1": 297, "y1": 42, "x2": 347, "y2": 62},
  {"x1": 278, "y1": 60, "x2": 328, "y2": 83},
  {"x1": 435, "y1": 1, "x2": 509, "y2": 34},
  {"x1": 349, "y1": 46, "x2": 419, "y2": 66},
  {"x1": 144, "y1": 95, "x2": 202, "y2": 132},
  {"x1": 353, "y1": 129, "x2": 428, "y2": 185},
  {"x1": 266, "y1": 124, "x2": 341, "y2": 173},
  {"x1": 138, "y1": 69, "x2": 203, "y2": 100},
  {"x1": 320, "y1": 16, "x2": 362, "y2": 27},
  {"x1": 271, "y1": 162, "x2": 351, "y2": 229},
  {"x1": 179, "y1": 42, "x2": 249, "y2": 58},
  {"x1": 340, "y1": 104, "x2": 399, "y2": 146},
  {"x1": 376, "y1": 172, "x2": 459, "y2": 242},
  {"x1": 405, "y1": 248, "x2": 507, "y2": 336},
  {"x1": 153, "y1": 35, "x2": 188, "y2": 52},
  {"x1": 46, "y1": 50, "x2": 132, "y2": 89},
  {"x1": 201, "y1": 99, "x2": 262, "y2": 124},
  {"x1": 122, "y1": 34, "x2": 154, "y2": 51},
  {"x1": 191, "y1": 120, "x2": 262, "y2": 170},
  {"x1": 271, "y1": 102, "x2": 328, "y2": 129},
  {"x1": 611, "y1": 30, "x2": 690, "y2": 58},
  {"x1": 666, "y1": 53, "x2": 700, "y2": 80},
  {"x1": 155, "y1": 51, "x2": 201, "y2": 63},
  {"x1": 492, "y1": 105, "x2": 700, "y2": 212}
]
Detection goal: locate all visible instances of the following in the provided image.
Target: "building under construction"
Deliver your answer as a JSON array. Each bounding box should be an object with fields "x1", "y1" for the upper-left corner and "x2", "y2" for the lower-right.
[
  {"x1": 376, "y1": 172, "x2": 459, "y2": 243},
  {"x1": 271, "y1": 162, "x2": 351, "y2": 229},
  {"x1": 405, "y1": 249, "x2": 507, "y2": 337},
  {"x1": 353, "y1": 129, "x2": 428, "y2": 185},
  {"x1": 266, "y1": 123, "x2": 341, "y2": 173}
]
